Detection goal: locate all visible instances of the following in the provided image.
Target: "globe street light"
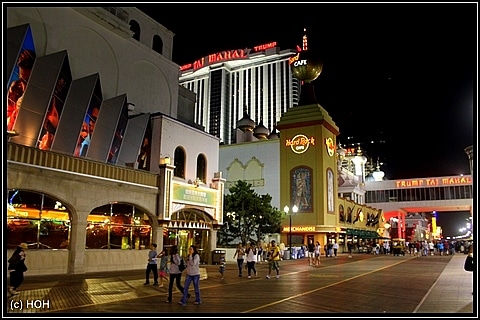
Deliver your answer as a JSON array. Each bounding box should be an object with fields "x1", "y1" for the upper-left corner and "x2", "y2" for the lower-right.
[{"x1": 284, "y1": 205, "x2": 299, "y2": 259}]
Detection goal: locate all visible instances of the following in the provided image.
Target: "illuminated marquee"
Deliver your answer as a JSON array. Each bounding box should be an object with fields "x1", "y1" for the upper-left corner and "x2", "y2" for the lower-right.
[
  {"x1": 395, "y1": 176, "x2": 472, "y2": 188},
  {"x1": 285, "y1": 134, "x2": 315, "y2": 154},
  {"x1": 180, "y1": 42, "x2": 278, "y2": 72}
]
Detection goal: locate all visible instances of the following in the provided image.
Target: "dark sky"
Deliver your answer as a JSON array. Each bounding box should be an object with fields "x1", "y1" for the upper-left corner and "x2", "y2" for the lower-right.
[
  {"x1": 435, "y1": 211, "x2": 472, "y2": 239},
  {"x1": 137, "y1": 2, "x2": 476, "y2": 180}
]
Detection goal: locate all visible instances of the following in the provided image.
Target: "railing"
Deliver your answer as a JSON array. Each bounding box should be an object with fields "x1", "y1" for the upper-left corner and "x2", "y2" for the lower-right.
[
  {"x1": 7, "y1": 142, "x2": 158, "y2": 187},
  {"x1": 101, "y1": 7, "x2": 129, "y2": 24}
]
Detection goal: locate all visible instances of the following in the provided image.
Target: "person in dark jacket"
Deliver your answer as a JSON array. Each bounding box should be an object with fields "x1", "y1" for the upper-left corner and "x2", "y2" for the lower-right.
[
  {"x1": 8, "y1": 243, "x2": 28, "y2": 297},
  {"x1": 165, "y1": 245, "x2": 190, "y2": 303}
]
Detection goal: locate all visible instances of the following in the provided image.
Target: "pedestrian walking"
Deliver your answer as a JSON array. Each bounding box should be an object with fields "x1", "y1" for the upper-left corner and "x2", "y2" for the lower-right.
[
  {"x1": 266, "y1": 240, "x2": 281, "y2": 279},
  {"x1": 347, "y1": 242, "x2": 353, "y2": 258},
  {"x1": 257, "y1": 241, "x2": 264, "y2": 264},
  {"x1": 333, "y1": 241, "x2": 339, "y2": 257},
  {"x1": 307, "y1": 239, "x2": 315, "y2": 266},
  {"x1": 279, "y1": 241, "x2": 286, "y2": 260},
  {"x1": 245, "y1": 242, "x2": 257, "y2": 278},
  {"x1": 314, "y1": 241, "x2": 321, "y2": 265},
  {"x1": 157, "y1": 248, "x2": 169, "y2": 287},
  {"x1": 218, "y1": 256, "x2": 226, "y2": 279},
  {"x1": 233, "y1": 242, "x2": 245, "y2": 277},
  {"x1": 327, "y1": 242, "x2": 333, "y2": 257},
  {"x1": 178, "y1": 245, "x2": 201, "y2": 306},
  {"x1": 8, "y1": 243, "x2": 28, "y2": 297},
  {"x1": 165, "y1": 245, "x2": 190, "y2": 303},
  {"x1": 144, "y1": 243, "x2": 158, "y2": 286}
]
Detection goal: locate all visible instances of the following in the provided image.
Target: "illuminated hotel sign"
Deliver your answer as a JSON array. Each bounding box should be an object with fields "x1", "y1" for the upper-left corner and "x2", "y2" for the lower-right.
[
  {"x1": 285, "y1": 134, "x2": 315, "y2": 154},
  {"x1": 173, "y1": 184, "x2": 217, "y2": 207},
  {"x1": 396, "y1": 176, "x2": 472, "y2": 188},
  {"x1": 180, "y1": 42, "x2": 278, "y2": 72}
]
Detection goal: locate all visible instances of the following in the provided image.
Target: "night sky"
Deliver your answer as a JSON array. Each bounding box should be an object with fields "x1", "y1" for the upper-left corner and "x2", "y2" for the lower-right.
[{"x1": 137, "y1": 2, "x2": 476, "y2": 181}]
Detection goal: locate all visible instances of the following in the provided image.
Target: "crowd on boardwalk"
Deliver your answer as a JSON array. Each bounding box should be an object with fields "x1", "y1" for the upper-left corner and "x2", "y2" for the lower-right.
[
  {"x1": 403, "y1": 239, "x2": 472, "y2": 256},
  {"x1": 136, "y1": 238, "x2": 472, "y2": 307},
  {"x1": 360, "y1": 239, "x2": 473, "y2": 256}
]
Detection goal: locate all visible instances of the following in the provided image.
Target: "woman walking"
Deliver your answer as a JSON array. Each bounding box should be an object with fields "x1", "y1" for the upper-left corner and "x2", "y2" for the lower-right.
[
  {"x1": 178, "y1": 245, "x2": 201, "y2": 306},
  {"x1": 165, "y1": 245, "x2": 190, "y2": 303},
  {"x1": 233, "y1": 242, "x2": 245, "y2": 277}
]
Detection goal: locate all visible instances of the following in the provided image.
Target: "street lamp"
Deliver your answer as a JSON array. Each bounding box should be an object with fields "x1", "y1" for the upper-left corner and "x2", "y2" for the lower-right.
[{"x1": 284, "y1": 205, "x2": 298, "y2": 259}]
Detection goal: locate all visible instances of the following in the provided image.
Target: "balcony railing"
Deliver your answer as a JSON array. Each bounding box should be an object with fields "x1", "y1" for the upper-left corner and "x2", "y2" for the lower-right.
[{"x1": 7, "y1": 142, "x2": 158, "y2": 187}]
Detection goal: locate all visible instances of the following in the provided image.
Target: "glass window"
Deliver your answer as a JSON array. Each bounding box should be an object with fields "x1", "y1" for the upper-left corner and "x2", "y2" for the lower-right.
[
  {"x1": 174, "y1": 146, "x2": 186, "y2": 178},
  {"x1": 196, "y1": 154, "x2": 207, "y2": 183},
  {"x1": 86, "y1": 203, "x2": 152, "y2": 249},
  {"x1": 7, "y1": 190, "x2": 70, "y2": 249},
  {"x1": 339, "y1": 205, "x2": 345, "y2": 222}
]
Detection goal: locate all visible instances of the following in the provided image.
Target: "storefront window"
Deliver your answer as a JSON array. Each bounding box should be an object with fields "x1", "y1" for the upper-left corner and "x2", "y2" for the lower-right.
[
  {"x1": 6, "y1": 190, "x2": 153, "y2": 250},
  {"x1": 166, "y1": 209, "x2": 212, "y2": 263},
  {"x1": 86, "y1": 203, "x2": 152, "y2": 249},
  {"x1": 7, "y1": 190, "x2": 70, "y2": 249}
]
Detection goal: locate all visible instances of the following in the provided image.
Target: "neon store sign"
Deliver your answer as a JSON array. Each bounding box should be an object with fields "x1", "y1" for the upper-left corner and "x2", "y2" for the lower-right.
[
  {"x1": 180, "y1": 42, "x2": 277, "y2": 72},
  {"x1": 396, "y1": 176, "x2": 472, "y2": 188},
  {"x1": 285, "y1": 134, "x2": 315, "y2": 154},
  {"x1": 283, "y1": 226, "x2": 316, "y2": 232}
]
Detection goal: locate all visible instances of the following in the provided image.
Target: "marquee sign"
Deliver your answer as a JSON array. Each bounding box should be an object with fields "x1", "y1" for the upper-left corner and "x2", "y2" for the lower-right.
[
  {"x1": 285, "y1": 134, "x2": 315, "y2": 154},
  {"x1": 180, "y1": 42, "x2": 278, "y2": 72},
  {"x1": 172, "y1": 184, "x2": 217, "y2": 207},
  {"x1": 283, "y1": 226, "x2": 316, "y2": 232},
  {"x1": 396, "y1": 176, "x2": 472, "y2": 188}
]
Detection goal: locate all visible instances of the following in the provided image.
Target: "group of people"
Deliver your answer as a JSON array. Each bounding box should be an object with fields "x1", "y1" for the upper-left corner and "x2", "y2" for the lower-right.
[
  {"x1": 233, "y1": 240, "x2": 281, "y2": 279},
  {"x1": 144, "y1": 243, "x2": 201, "y2": 306}
]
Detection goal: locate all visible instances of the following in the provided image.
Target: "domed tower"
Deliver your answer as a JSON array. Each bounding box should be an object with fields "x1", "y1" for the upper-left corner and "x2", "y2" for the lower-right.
[
  {"x1": 289, "y1": 28, "x2": 323, "y2": 105},
  {"x1": 235, "y1": 109, "x2": 256, "y2": 143},
  {"x1": 277, "y1": 28, "x2": 340, "y2": 232},
  {"x1": 253, "y1": 118, "x2": 269, "y2": 140},
  {"x1": 267, "y1": 123, "x2": 280, "y2": 140},
  {"x1": 237, "y1": 110, "x2": 255, "y2": 132}
]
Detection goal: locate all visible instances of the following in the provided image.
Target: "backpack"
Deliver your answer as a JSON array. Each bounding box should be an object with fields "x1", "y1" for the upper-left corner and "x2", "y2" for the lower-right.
[{"x1": 178, "y1": 257, "x2": 187, "y2": 272}]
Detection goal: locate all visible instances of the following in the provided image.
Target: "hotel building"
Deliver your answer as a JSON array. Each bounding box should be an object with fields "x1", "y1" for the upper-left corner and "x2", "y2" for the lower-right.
[{"x1": 179, "y1": 42, "x2": 301, "y2": 144}]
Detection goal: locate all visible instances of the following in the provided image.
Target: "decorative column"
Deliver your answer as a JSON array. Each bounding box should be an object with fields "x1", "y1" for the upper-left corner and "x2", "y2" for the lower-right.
[{"x1": 67, "y1": 214, "x2": 88, "y2": 274}]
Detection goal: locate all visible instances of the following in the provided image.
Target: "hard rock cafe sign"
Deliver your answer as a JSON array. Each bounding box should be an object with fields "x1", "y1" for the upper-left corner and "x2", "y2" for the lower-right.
[
  {"x1": 285, "y1": 134, "x2": 315, "y2": 154},
  {"x1": 325, "y1": 137, "x2": 335, "y2": 156}
]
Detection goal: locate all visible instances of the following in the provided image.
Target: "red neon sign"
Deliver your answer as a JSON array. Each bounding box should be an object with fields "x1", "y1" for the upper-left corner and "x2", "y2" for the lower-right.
[{"x1": 180, "y1": 42, "x2": 278, "y2": 72}]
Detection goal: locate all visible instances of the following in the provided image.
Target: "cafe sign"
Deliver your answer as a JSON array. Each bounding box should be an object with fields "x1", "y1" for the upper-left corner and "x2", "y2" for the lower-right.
[{"x1": 285, "y1": 134, "x2": 315, "y2": 154}]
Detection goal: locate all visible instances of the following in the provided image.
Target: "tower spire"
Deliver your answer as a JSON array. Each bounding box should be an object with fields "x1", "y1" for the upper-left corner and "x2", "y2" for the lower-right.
[{"x1": 302, "y1": 28, "x2": 308, "y2": 51}]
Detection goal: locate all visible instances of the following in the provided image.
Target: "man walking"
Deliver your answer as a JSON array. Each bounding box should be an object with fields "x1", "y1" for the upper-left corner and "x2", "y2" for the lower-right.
[
  {"x1": 144, "y1": 243, "x2": 158, "y2": 285},
  {"x1": 266, "y1": 240, "x2": 281, "y2": 279}
]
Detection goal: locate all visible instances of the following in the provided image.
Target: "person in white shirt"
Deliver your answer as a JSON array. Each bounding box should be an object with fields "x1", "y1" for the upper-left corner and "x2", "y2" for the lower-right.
[
  {"x1": 245, "y1": 242, "x2": 257, "y2": 278},
  {"x1": 333, "y1": 241, "x2": 339, "y2": 258}
]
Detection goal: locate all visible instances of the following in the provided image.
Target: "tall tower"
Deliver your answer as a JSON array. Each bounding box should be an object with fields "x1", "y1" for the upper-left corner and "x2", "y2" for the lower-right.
[{"x1": 277, "y1": 29, "x2": 340, "y2": 234}]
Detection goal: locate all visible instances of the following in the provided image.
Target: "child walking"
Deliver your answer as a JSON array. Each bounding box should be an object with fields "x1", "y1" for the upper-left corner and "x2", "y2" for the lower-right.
[{"x1": 157, "y1": 248, "x2": 169, "y2": 287}]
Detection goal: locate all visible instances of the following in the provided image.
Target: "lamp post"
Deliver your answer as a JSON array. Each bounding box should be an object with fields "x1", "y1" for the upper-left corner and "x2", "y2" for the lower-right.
[{"x1": 284, "y1": 205, "x2": 298, "y2": 259}]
